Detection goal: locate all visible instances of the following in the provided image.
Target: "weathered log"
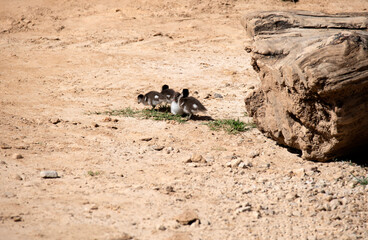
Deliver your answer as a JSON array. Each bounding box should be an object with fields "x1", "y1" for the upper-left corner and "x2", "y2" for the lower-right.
[{"x1": 242, "y1": 11, "x2": 368, "y2": 161}]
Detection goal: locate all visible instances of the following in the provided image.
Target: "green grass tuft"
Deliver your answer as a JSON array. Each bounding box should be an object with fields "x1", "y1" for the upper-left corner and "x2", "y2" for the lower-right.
[
  {"x1": 352, "y1": 173, "x2": 368, "y2": 187},
  {"x1": 140, "y1": 108, "x2": 187, "y2": 123},
  {"x1": 88, "y1": 171, "x2": 100, "y2": 177},
  {"x1": 93, "y1": 107, "x2": 138, "y2": 117},
  {"x1": 206, "y1": 119, "x2": 256, "y2": 134},
  {"x1": 91, "y1": 106, "x2": 187, "y2": 123},
  {"x1": 90, "y1": 107, "x2": 257, "y2": 133}
]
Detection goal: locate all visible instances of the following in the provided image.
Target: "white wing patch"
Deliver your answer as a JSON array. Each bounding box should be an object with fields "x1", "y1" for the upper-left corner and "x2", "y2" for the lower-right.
[
  {"x1": 193, "y1": 104, "x2": 198, "y2": 109},
  {"x1": 154, "y1": 95, "x2": 159, "y2": 99}
]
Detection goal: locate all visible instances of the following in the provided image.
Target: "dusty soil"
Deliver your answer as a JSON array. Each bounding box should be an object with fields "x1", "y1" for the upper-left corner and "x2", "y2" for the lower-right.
[{"x1": 1, "y1": 1, "x2": 367, "y2": 239}]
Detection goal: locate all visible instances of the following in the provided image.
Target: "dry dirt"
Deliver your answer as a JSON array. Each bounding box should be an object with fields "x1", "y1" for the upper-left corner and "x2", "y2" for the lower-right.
[{"x1": 1, "y1": 1, "x2": 367, "y2": 239}]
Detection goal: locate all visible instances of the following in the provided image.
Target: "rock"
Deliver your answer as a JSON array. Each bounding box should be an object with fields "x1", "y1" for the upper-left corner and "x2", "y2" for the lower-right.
[
  {"x1": 293, "y1": 168, "x2": 306, "y2": 178},
  {"x1": 0, "y1": 143, "x2": 12, "y2": 149},
  {"x1": 214, "y1": 93, "x2": 223, "y2": 98},
  {"x1": 14, "y1": 174, "x2": 23, "y2": 180},
  {"x1": 11, "y1": 215, "x2": 22, "y2": 222},
  {"x1": 329, "y1": 199, "x2": 341, "y2": 210},
  {"x1": 158, "y1": 225, "x2": 166, "y2": 231},
  {"x1": 152, "y1": 145, "x2": 164, "y2": 151},
  {"x1": 49, "y1": 118, "x2": 61, "y2": 124},
  {"x1": 286, "y1": 193, "x2": 298, "y2": 201},
  {"x1": 166, "y1": 147, "x2": 174, "y2": 154},
  {"x1": 90, "y1": 205, "x2": 99, "y2": 211},
  {"x1": 12, "y1": 153, "x2": 23, "y2": 159},
  {"x1": 175, "y1": 210, "x2": 200, "y2": 225},
  {"x1": 111, "y1": 233, "x2": 134, "y2": 240},
  {"x1": 103, "y1": 117, "x2": 112, "y2": 122},
  {"x1": 242, "y1": 11, "x2": 368, "y2": 161},
  {"x1": 247, "y1": 150, "x2": 259, "y2": 158},
  {"x1": 165, "y1": 186, "x2": 175, "y2": 193},
  {"x1": 40, "y1": 170, "x2": 59, "y2": 178},
  {"x1": 186, "y1": 154, "x2": 206, "y2": 163},
  {"x1": 140, "y1": 137, "x2": 152, "y2": 141},
  {"x1": 231, "y1": 159, "x2": 242, "y2": 168},
  {"x1": 238, "y1": 162, "x2": 247, "y2": 169},
  {"x1": 235, "y1": 205, "x2": 252, "y2": 214}
]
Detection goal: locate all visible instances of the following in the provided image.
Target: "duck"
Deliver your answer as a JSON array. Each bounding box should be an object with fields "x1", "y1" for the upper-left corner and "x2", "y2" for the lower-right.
[
  {"x1": 161, "y1": 84, "x2": 176, "y2": 103},
  {"x1": 137, "y1": 91, "x2": 166, "y2": 109},
  {"x1": 170, "y1": 92, "x2": 184, "y2": 115},
  {"x1": 178, "y1": 89, "x2": 207, "y2": 119}
]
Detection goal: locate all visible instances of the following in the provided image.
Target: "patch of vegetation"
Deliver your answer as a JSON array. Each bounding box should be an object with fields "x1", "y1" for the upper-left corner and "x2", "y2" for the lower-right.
[
  {"x1": 88, "y1": 171, "x2": 101, "y2": 177},
  {"x1": 206, "y1": 119, "x2": 256, "y2": 134},
  {"x1": 351, "y1": 173, "x2": 368, "y2": 187},
  {"x1": 140, "y1": 106, "x2": 187, "y2": 123},
  {"x1": 90, "y1": 107, "x2": 257, "y2": 133},
  {"x1": 92, "y1": 108, "x2": 138, "y2": 117},
  {"x1": 91, "y1": 106, "x2": 187, "y2": 123}
]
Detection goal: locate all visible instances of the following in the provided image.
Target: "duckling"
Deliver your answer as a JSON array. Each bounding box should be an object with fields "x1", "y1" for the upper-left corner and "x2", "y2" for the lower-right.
[
  {"x1": 170, "y1": 92, "x2": 184, "y2": 115},
  {"x1": 178, "y1": 89, "x2": 207, "y2": 119},
  {"x1": 137, "y1": 91, "x2": 166, "y2": 109},
  {"x1": 161, "y1": 84, "x2": 176, "y2": 103}
]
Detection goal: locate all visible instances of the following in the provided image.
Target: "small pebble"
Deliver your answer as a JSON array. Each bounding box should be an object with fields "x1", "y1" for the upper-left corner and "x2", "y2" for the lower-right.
[
  {"x1": 214, "y1": 93, "x2": 223, "y2": 98},
  {"x1": 247, "y1": 150, "x2": 259, "y2": 158},
  {"x1": 158, "y1": 225, "x2": 167, "y2": 231},
  {"x1": 152, "y1": 145, "x2": 164, "y2": 151},
  {"x1": 186, "y1": 154, "x2": 206, "y2": 163},
  {"x1": 175, "y1": 209, "x2": 200, "y2": 225},
  {"x1": 15, "y1": 174, "x2": 23, "y2": 180},
  {"x1": 11, "y1": 215, "x2": 22, "y2": 222},
  {"x1": 49, "y1": 118, "x2": 61, "y2": 124},
  {"x1": 12, "y1": 153, "x2": 23, "y2": 159},
  {"x1": 40, "y1": 170, "x2": 59, "y2": 178}
]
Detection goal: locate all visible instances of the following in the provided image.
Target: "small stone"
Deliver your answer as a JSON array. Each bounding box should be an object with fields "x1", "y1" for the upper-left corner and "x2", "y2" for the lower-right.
[
  {"x1": 166, "y1": 186, "x2": 175, "y2": 193},
  {"x1": 235, "y1": 206, "x2": 252, "y2": 214},
  {"x1": 103, "y1": 117, "x2": 112, "y2": 122},
  {"x1": 140, "y1": 137, "x2": 152, "y2": 141},
  {"x1": 187, "y1": 154, "x2": 206, "y2": 163},
  {"x1": 0, "y1": 143, "x2": 12, "y2": 149},
  {"x1": 238, "y1": 162, "x2": 246, "y2": 169},
  {"x1": 293, "y1": 168, "x2": 306, "y2": 178},
  {"x1": 40, "y1": 170, "x2": 59, "y2": 178},
  {"x1": 166, "y1": 147, "x2": 174, "y2": 154},
  {"x1": 1, "y1": 161, "x2": 7, "y2": 165},
  {"x1": 253, "y1": 211, "x2": 261, "y2": 219},
  {"x1": 111, "y1": 233, "x2": 134, "y2": 240},
  {"x1": 229, "y1": 159, "x2": 242, "y2": 168},
  {"x1": 92, "y1": 123, "x2": 99, "y2": 128},
  {"x1": 15, "y1": 145, "x2": 29, "y2": 150},
  {"x1": 11, "y1": 215, "x2": 22, "y2": 222},
  {"x1": 153, "y1": 32, "x2": 163, "y2": 37},
  {"x1": 152, "y1": 145, "x2": 164, "y2": 151},
  {"x1": 175, "y1": 210, "x2": 200, "y2": 225},
  {"x1": 90, "y1": 205, "x2": 99, "y2": 211},
  {"x1": 214, "y1": 93, "x2": 223, "y2": 98},
  {"x1": 12, "y1": 153, "x2": 23, "y2": 159},
  {"x1": 247, "y1": 150, "x2": 259, "y2": 158},
  {"x1": 286, "y1": 193, "x2": 298, "y2": 201},
  {"x1": 158, "y1": 225, "x2": 167, "y2": 231},
  {"x1": 15, "y1": 174, "x2": 23, "y2": 180},
  {"x1": 329, "y1": 199, "x2": 341, "y2": 210},
  {"x1": 204, "y1": 93, "x2": 212, "y2": 99},
  {"x1": 49, "y1": 118, "x2": 61, "y2": 124}
]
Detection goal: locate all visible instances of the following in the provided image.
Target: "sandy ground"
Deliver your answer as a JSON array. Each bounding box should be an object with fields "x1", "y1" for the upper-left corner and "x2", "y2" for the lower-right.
[{"x1": 1, "y1": 0, "x2": 367, "y2": 239}]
